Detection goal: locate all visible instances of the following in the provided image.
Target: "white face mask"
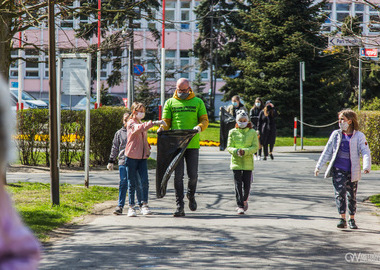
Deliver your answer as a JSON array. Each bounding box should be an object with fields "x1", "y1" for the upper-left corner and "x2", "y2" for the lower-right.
[
  {"x1": 255, "y1": 103, "x2": 261, "y2": 107},
  {"x1": 136, "y1": 112, "x2": 145, "y2": 120},
  {"x1": 237, "y1": 121, "x2": 248, "y2": 128},
  {"x1": 339, "y1": 121, "x2": 349, "y2": 131}
]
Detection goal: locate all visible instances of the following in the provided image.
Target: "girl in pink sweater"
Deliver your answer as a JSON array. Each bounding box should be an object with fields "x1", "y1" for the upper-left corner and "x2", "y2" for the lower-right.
[{"x1": 125, "y1": 102, "x2": 165, "y2": 217}]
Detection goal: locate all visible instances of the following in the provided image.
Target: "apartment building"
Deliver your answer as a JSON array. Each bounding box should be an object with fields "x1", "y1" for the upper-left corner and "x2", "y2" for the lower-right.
[
  {"x1": 11, "y1": 0, "x2": 380, "y2": 109},
  {"x1": 10, "y1": 0, "x2": 230, "y2": 111}
]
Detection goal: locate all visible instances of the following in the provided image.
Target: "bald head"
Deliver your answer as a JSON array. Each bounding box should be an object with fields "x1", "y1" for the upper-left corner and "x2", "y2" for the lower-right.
[{"x1": 176, "y1": 78, "x2": 190, "y2": 89}]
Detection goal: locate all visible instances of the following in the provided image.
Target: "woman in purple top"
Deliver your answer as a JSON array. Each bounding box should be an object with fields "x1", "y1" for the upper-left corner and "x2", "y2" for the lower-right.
[{"x1": 315, "y1": 109, "x2": 371, "y2": 229}]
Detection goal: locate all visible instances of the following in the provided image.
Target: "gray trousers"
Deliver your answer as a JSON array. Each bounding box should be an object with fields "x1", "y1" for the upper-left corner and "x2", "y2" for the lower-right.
[{"x1": 332, "y1": 167, "x2": 358, "y2": 215}]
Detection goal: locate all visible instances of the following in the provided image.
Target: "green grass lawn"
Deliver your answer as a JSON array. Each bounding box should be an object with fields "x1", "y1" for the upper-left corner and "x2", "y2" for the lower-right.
[
  {"x1": 369, "y1": 194, "x2": 380, "y2": 208},
  {"x1": 6, "y1": 182, "x2": 118, "y2": 242}
]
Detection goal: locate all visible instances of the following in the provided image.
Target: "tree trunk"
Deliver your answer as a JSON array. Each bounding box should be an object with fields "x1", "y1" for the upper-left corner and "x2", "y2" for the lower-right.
[{"x1": 0, "y1": 12, "x2": 12, "y2": 82}]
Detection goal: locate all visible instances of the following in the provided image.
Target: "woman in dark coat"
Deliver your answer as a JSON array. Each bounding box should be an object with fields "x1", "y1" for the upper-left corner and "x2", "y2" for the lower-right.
[
  {"x1": 250, "y1": 97, "x2": 264, "y2": 160},
  {"x1": 257, "y1": 100, "x2": 278, "y2": 160}
]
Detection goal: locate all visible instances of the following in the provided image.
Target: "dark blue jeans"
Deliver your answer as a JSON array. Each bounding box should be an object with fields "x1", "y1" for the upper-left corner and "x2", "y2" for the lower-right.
[
  {"x1": 126, "y1": 158, "x2": 149, "y2": 206},
  {"x1": 174, "y1": 148, "x2": 199, "y2": 207},
  {"x1": 118, "y1": 164, "x2": 142, "y2": 208}
]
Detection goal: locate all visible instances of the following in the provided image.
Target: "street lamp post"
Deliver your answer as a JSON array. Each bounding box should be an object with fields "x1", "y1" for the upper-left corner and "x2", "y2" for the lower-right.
[
  {"x1": 95, "y1": 0, "x2": 101, "y2": 109},
  {"x1": 48, "y1": 0, "x2": 59, "y2": 205}
]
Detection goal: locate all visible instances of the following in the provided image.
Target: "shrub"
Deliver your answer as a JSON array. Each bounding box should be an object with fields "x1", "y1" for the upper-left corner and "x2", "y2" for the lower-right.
[
  {"x1": 89, "y1": 106, "x2": 127, "y2": 165},
  {"x1": 16, "y1": 107, "x2": 128, "y2": 167},
  {"x1": 358, "y1": 111, "x2": 380, "y2": 165},
  {"x1": 16, "y1": 109, "x2": 49, "y2": 165},
  {"x1": 60, "y1": 110, "x2": 85, "y2": 167}
]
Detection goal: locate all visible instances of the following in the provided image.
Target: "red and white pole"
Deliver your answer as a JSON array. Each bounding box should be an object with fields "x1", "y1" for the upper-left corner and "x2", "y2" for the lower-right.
[
  {"x1": 17, "y1": 9, "x2": 24, "y2": 111},
  {"x1": 294, "y1": 117, "x2": 297, "y2": 151},
  {"x1": 95, "y1": 0, "x2": 101, "y2": 109},
  {"x1": 160, "y1": 0, "x2": 166, "y2": 116}
]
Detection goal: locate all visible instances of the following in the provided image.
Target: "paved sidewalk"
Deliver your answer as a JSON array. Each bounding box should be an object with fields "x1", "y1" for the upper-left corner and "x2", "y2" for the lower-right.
[{"x1": 36, "y1": 148, "x2": 380, "y2": 269}]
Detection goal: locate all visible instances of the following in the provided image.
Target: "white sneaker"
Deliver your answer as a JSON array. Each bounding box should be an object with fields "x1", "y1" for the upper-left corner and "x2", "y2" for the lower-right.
[
  {"x1": 141, "y1": 205, "x2": 152, "y2": 215},
  {"x1": 254, "y1": 155, "x2": 258, "y2": 161},
  {"x1": 127, "y1": 207, "x2": 137, "y2": 217},
  {"x1": 237, "y1": 208, "x2": 245, "y2": 215},
  {"x1": 257, "y1": 156, "x2": 261, "y2": 161}
]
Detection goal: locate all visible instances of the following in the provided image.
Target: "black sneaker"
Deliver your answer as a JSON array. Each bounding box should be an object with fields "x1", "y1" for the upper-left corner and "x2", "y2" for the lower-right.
[
  {"x1": 263, "y1": 156, "x2": 267, "y2": 161},
  {"x1": 113, "y1": 206, "x2": 123, "y2": 215},
  {"x1": 187, "y1": 193, "x2": 197, "y2": 211},
  {"x1": 337, "y1": 218, "x2": 347, "y2": 228},
  {"x1": 173, "y1": 206, "x2": 185, "y2": 217},
  {"x1": 270, "y1": 154, "x2": 274, "y2": 160},
  {"x1": 348, "y1": 219, "x2": 358, "y2": 229}
]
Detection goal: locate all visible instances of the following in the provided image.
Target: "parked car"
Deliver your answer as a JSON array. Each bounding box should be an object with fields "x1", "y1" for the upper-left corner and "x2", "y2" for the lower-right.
[
  {"x1": 72, "y1": 94, "x2": 126, "y2": 111},
  {"x1": 40, "y1": 98, "x2": 70, "y2": 110},
  {"x1": 10, "y1": 89, "x2": 48, "y2": 109}
]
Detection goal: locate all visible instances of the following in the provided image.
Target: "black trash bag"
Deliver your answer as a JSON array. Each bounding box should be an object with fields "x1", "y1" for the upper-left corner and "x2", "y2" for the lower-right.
[
  {"x1": 156, "y1": 129, "x2": 198, "y2": 198},
  {"x1": 219, "y1": 107, "x2": 236, "y2": 151}
]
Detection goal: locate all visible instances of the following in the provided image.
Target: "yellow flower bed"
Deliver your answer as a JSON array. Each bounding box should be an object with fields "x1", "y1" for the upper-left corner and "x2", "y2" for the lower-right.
[
  {"x1": 15, "y1": 133, "x2": 220, "y2": 147},
  {"x1": 147, "y1": 137, "x2": 219, "y2": 147},
  {"x1": 14, "y1": 134, "x2": 83, "y2": 142}
]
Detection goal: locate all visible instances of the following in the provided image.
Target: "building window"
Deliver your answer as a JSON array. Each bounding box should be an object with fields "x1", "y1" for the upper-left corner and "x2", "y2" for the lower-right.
[
  {"x1": 146, "y1": 49, "x2": 158, "y2": 79},
  {"x1": 179, "y1": 50, "x2": 190, "y2": 79},
  {"x1": 321, "y1": 3, "x2": 332, "y2": 32},
  {"x1": 44, "y1": 56, "x2": 49, "y2": 78},
  {"x1": 166, "y1": 1, "x2": 176, "y2": 29},
  {"x1": 354, "y1": 4, "x2": 364, "y2": 23},
  {"x1": 181, "y1": 2, "x2": 191, "y2": 30},
  {"x1": 369, "y1": 6, "x2": 380, "y2": 34},
  {"x1": 25, "y1": 49, "x2": 40, "y2": 78},
  {"x1": 336, "y1": 4, "x2": 351, "y2": 23},
  {"x1": 9, "y1": 50, "x2": 19, "y2": 78},
  {"x1": 165, "y1": 50, "x2": 176, "y2": 70}
]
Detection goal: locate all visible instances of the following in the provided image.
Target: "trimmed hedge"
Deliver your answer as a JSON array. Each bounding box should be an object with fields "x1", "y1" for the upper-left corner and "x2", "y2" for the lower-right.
[
  {"x1": 16, "y1": 106, "x2": 128, "y2": 166},
  {"x1": 358, "y1": 111, "x2": 380, "y2": 165}
]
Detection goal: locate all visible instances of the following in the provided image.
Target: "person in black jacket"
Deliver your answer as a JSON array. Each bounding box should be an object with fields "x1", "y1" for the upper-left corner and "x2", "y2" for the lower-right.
[
  {"x1": 257, "y1": 100, "x2": 278, "y2": 160},
  {"x1": 226, "y1": 95, "x2": 247, "y2": 118},
  {"x1": 250, "y1": 97, "x2": 264, "y2": 160}
]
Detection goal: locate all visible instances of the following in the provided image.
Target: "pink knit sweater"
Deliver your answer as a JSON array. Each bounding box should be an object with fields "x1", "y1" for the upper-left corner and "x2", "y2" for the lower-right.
[{"x1": 125, "y1": 118, "x2": 154, "y2": 159}]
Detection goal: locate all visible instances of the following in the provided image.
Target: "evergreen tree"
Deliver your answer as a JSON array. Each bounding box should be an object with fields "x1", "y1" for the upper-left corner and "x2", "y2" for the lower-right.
[
  {"x1": 224, "y1": 0, "x2": 347, "y2": 132},
  {"x1": 192, "y1": 72, "x2": 206, "y2": 99}
]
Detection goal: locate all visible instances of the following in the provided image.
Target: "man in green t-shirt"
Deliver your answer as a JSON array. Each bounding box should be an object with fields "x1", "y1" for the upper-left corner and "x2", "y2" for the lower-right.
[{"x1": 158, "y1": 78, "x2": 209, "y2": 217}]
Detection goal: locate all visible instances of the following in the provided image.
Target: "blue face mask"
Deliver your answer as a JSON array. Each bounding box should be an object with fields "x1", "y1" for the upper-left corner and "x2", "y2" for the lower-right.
[
  {"x1": 178, "y1": 92, "x2": 190, "y2": 100},
  {"x1": 232, "y1": 101, "x2": 238, "y2": 107},
  {"x1": 237, "y1": 121, "x2": 248, "y2": 128}
]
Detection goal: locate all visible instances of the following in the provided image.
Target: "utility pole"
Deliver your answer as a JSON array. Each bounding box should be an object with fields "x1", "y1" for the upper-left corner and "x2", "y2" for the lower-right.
[
  {"x1": 95, "y1": 0, "x2": 101, "y2": 109},
  {"x1": 358, "y1": 47, "x2": 362, "y2": 111},
  {"x1": 127, "y1": 16, "x2": 135, "y2": 109},
  {"x1": 48, "y1": 0, "x2": 59, "y2": 205},
  {"x1": 209, "y1": 0, "x2": 214, "y2": 121},
  {"x1": 160, "y1": 0, "x2": 166, "y2": 108},
  {"x1": 299, "y1": 61, "x2": 305, "y2": 151}
]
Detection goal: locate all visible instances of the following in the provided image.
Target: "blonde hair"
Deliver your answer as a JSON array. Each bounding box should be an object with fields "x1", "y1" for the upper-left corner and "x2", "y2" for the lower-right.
[
  {"x1": 232, "y1": 95, "x2": 240, "y2": 102},
  {"x1": 338, "y1": 109, "x2": 359, "y2": 131},
  {"x1": 128, "y1": 102, "x2": 145, "y2": 120}
]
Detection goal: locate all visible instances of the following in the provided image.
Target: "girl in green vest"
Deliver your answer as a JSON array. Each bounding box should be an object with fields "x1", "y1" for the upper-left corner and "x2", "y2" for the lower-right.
[{"x1": 227, "y1": 110, "x2": 259, "y2": 214}]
